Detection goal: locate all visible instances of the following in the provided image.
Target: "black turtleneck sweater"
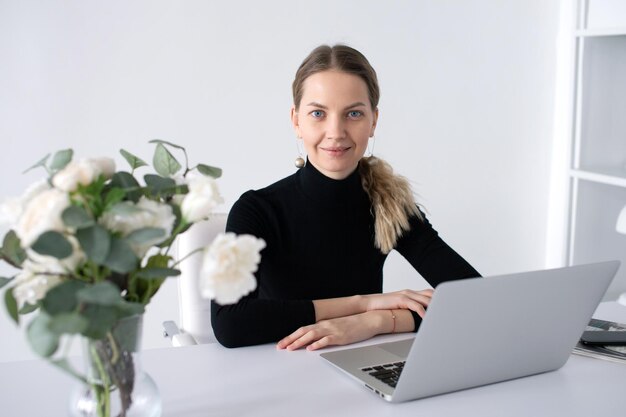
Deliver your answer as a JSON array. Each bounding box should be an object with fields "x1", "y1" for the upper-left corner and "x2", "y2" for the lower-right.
[{"x1": 211, "y1": 161, "x2": 480, "y2": 348}]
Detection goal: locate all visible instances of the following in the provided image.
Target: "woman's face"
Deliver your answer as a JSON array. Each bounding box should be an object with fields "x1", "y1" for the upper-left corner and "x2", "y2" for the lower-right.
[{"x1": 291, "y1": 70, "x2": 378, "y2": 180}]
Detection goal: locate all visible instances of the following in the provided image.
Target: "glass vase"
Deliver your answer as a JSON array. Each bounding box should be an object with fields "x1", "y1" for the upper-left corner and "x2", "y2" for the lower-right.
[{"x1": 68, "y1": 314, "x2": 162, "y2": 417}]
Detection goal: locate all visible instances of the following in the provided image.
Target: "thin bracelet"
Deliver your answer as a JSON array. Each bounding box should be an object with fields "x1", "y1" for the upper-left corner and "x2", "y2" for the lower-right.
[{"x1": 390, "y1": 310, "x2": 396, "y2": 334}]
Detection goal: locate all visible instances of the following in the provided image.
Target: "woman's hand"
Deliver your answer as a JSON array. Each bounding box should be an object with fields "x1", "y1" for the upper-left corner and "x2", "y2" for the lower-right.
[
  {"x1": 362, "y1": 289, "x2": 433, "y2": 318},
  {"x1": 277, "y1": 311, "x2": 385, "y2": 351}
]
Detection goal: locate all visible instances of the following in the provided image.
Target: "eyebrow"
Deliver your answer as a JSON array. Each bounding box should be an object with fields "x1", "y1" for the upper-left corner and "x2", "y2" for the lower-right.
[{"x1": 305, "y1": 101, "x2": 367, "y2": 110}]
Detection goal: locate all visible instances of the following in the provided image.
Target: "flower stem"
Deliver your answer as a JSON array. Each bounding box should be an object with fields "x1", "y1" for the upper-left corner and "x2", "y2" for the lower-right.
[
  {"x1": 90, "y1": 344, "x2": 111, "y2": 417},
  {"x1": 107, "y1": 332, "x2": 120, "y2": 365},
  {"x1": 171, "y1": 247, "x2": 204, "y2": 267},
  {"x1": 164, "y1": 220, "x2": 188, "y2": 256}
]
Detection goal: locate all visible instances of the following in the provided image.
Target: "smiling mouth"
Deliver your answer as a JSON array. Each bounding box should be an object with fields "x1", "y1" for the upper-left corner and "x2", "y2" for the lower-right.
[{"x1": 321, "y1": 147, "x2": 351, "y2": 156}]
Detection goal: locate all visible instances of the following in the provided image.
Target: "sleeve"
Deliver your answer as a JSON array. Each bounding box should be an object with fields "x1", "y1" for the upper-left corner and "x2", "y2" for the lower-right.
[
  {"x1": 394, "y1": 209, "x2": 481, "y2": 332},
  {"x1": 210, "y1": 191, "x2": 316, "y2": 348}
]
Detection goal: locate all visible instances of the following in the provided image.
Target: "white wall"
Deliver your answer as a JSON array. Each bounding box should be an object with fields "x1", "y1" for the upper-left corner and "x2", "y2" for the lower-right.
[{"x1": 0, "y1": 0, "x2": 561, "y2": 362}]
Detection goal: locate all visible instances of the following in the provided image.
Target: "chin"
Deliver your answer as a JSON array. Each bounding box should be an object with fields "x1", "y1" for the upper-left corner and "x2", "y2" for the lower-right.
[{"x1": 320, "y1": 162, "x2": 359, "y2": 177}]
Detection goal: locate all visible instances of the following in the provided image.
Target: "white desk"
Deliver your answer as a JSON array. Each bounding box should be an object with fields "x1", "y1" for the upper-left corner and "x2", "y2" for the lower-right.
[{"x1": 2, "y1": 302, "x2": 626, "y2": 417}]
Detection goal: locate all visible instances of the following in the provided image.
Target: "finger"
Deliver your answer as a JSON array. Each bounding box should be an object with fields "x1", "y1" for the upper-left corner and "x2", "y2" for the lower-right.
[
  {"x1": 287, "y1": 328, "x2": 323, "y2": 351},
  {"x1": 307, "y1": 335, "x2": 334, "y2": 351},
  {"x1": 406, "y1": 302, "x2": 426, "y2": 318},
  {"x1": 277, "y1": 326, "x2": 309, "y2": 349},
  {"x1": 395, "y1": 294, "x2": 431, "y2": 312},
  {"x1": 413, "y1": 294, "x2": 432, "y2": 306}
]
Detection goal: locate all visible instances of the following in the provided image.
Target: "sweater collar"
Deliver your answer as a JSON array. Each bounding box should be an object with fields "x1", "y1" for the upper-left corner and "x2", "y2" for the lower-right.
[{"x1": 297, "y1": 159, "x2": 368, "y2": 206}]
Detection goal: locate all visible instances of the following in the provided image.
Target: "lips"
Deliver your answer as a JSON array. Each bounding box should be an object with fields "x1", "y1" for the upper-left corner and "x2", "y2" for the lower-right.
[{"x1": 321, "y1": 146, "x2": 351, "y2": 157}]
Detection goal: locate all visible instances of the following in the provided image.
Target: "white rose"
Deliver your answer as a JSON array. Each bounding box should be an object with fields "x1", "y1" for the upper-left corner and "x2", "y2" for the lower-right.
[
  {"x1": 0, "y1": 179, "x2": 50, "y2": 228},
  {"x1": 14, "y1": 188, "x2": 70, "y2": 248},
  {"x1": 99, "y1": 196, "x2": 176, "y2": 257},
  {"x1": 0, "y1": 198, "x2": 21, "y2": 227},
  {"x1": 199, "y1": 232, "x2": 265, "y2": 305},
  {"x1": 52, "y1": 157, "x2": 116, "y2": 192},
  {"x1": 12, "y1": 267, "x2": 63, "y2": 308},
  {"x1": 181, "y1": 175, "x2": 224, "y2": 223}
]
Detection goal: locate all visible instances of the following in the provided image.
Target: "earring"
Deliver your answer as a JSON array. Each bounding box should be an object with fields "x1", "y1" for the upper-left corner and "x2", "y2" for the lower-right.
[{"x1": 294, "y1": 138, "x2": 305, "y2": 168}]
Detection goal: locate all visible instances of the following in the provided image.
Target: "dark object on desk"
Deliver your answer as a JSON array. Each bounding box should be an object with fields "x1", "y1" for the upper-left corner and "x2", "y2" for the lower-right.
[
  {"x1": 573, "y1": 318, "x2": 626, "y2": 364},
  {"x1": 581, "y1": 330, "x2": 626, "y2": 345}
]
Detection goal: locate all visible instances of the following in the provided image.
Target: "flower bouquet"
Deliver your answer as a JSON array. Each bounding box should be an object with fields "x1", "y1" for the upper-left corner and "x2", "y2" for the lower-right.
[{"x1": 0, "y1": 140, "x2": 265, "y2": 417}]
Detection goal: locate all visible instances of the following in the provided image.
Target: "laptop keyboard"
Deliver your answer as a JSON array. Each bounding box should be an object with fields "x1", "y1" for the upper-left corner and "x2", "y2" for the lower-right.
[{"x1": 360, "y1": 361, "x2": 405, "y2": 388}]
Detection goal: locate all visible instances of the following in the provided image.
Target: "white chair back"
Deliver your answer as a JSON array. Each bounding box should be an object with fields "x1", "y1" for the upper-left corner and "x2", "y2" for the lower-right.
[{"x1": 176, "y1": 213, "x2": 227, "y2": 344}]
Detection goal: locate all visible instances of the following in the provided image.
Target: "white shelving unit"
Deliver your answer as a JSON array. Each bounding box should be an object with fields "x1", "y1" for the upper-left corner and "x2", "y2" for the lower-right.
[{"x1": 567, "y1": 0, "x2": 626, "y2": 301}]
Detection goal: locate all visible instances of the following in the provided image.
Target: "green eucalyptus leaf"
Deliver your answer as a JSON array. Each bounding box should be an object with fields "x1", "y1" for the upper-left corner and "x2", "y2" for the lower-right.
[
  {"x1": 5, "y1": 288, "x2": 18, "y2": 324},
  {"x1": 144, "y1": 174, "x2": 186, "y2": 198},
  {"x1": 145, "y1": 253, "x2": 171, "y2": 268},
  {"x1": 135, "y1": 267, "x2": 181, "y2": 279},
  {"x1": 48, "y1": 312, "x2": 88, "y2": 334},
  {"x1": 108, "y1": 201, "x2": 143, "y2": 216},
  {"x1": 77, "y1": 281, "x2": 123, "y2": 306},
  {"x1": 23, "y1": 153, "x2": 50, "y2": 174},
  {"x1": 80, "y1": 304, "x2": 118, "y2": 339},
  {"x1": 31, "y1": 231, "x2": 73, "y2": 259},
  {"x1": 110, "y1": 171, "x2": 142, "y2": 203},
  {"x1": 49, "y1": 149, "x2": 73, "y2": 172},
  {"x1": 19, "y1": 302, "x2": 38, "y2": 314},
  {"x1": 76, "y1": 225, "x2": 111, "y2": 264},
  {"x1": 110, "y1": 313, "x2": 143, "y2": 350},
  {"x1": 116, "y1": 301, "x2": 145, "y2": 320},
  {"x1": 120, "y1": 149, "x2": 148, "y2": 171},
  {"x1": 0, "y1": 276, "x2": 12, "y2": 289},
  {"x1": 104, "y1": 187, "x2": 126, "y2": 209},
  {"x1": 126, "y1": 227, "x2": 165, "y2": 246},
  {"x1": 2, "y1": 230, "x2": 27, "y2": 267},
  {"x1": 103, "y1": 237, "x2": 138, "y2": 273},
  {"x1": 144, "y1": 174, "x2": 176, "y2": 191},
  {"x1": 149, "y1": 139, "x2": 186, "y2": 151},
  {"x1": 41, "y1": 280, "x2": 86, "y2": 315},
  {"x1": 197, "y1": 164, "x2": 223, "y2": 179},
  {"x1": 27, "y1": 314, "x2": 60, "y2": 357},
  {"x1": 62, "y1": 206, "x2": 94, "y2": 229},
  {"x1": 153, "y1": 143, "x2": 181, "y2": 177}
]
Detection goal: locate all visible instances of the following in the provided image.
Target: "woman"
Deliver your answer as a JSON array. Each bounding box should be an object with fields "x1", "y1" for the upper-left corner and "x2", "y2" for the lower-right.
[{"x1": 211, "y1": 44, "x2": 480, "y2": 350}]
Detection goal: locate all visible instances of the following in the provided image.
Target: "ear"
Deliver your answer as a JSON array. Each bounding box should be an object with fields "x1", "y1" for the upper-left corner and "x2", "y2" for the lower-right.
[
  {"x1": 370, "y1": 107, "x2": 379, "y2": 137},
  {"x1": 290, "y1": 106, "x2": 301, "y2": 138}
]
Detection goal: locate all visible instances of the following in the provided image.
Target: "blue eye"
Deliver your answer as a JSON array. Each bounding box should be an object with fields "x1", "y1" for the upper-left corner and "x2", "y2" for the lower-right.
[
  {"x1": 311, "y1": 110, "x2": 324, "y2": 118},
  {"x1": 348, "y1": 111, "x2": 363, "y2": 118}
]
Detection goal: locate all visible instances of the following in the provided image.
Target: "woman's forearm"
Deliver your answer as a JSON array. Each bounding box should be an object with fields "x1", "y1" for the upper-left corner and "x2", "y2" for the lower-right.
[
  {"x1": 312, "y1": 296, "x2": 416, "y2": 334},
  {"x1": 313, "y1": 289, "x2": 433, "y2": 323},
  {"x1": 312, "y1": 295, "x2": 366, "y2": 321}
]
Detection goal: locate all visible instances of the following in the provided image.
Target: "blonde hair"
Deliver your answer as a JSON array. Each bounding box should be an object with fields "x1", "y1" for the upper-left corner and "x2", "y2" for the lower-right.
[
  {"x1": 292, "y1": 44, "x2": 379, "y2": 111},
  {"x1": 359, "y1": 156, "x2": 422, "y2": 254}
]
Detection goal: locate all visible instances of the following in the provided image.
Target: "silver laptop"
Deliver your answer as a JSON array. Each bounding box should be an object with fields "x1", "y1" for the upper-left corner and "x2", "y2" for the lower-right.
[{"x1": 320, "y1": 261, "x2": 620, "y2": 402}]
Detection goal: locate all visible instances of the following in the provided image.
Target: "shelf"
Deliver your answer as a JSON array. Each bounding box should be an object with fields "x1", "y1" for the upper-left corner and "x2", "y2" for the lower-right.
[
  {"x1": 570, "y1": 168, "x2": 626, "y2": 188},
  {"x1": 571, "y1": 182, "x2": 626, "y2": 301},
  {"x1": 576, "y1": 28, "x2": 626, "y2": 37}
]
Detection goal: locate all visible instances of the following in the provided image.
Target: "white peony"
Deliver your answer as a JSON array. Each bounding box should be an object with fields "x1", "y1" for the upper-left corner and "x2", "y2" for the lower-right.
[
  {"x1": 52, "y1": 157, "x2": 116, "y2": 192},
  {"x1": 181, "y1": 174, "x2": 224, "y2": 223},
  {"x1": 199, "y1": 232, "x2": 265, "y2": 305},
  {"x1": 99, "y1": 196, "x2": 176, "y2": 257},
  {"x1": 12, "y1": 265, "x2": 63, "y2": 308},
  {"x1": 14, "y1": 188, "x2": 71, "y2": 248},
  {"x1": 0, "y1": 179, "x2": 50, "y2": 228}
]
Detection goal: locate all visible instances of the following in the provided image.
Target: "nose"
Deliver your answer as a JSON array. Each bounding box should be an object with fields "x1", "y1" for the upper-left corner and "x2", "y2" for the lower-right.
[{"x1": 326, "y1": 114, "x2": 346, "y2": 140}]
